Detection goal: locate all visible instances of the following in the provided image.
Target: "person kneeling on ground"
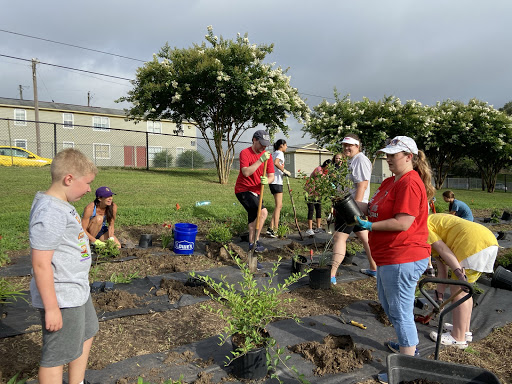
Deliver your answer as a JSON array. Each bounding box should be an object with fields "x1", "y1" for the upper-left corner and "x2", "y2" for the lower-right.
[
  {"x1": 427, "y1": 213, "x2": 498, "y2": 348},
  {"x1": 82, "y1": 186, "x2": 121, "y2": 248}
]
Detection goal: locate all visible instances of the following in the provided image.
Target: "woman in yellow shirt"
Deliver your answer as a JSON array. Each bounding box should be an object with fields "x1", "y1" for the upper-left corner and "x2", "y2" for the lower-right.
[{"x1": 427, "y1": 213, "x2": 498, "y2": 348}]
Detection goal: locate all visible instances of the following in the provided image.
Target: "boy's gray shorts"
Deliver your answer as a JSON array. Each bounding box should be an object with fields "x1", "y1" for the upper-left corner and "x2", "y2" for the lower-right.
[{"x1": 39, "y1": 295, "x2": 99, "y2": 367}]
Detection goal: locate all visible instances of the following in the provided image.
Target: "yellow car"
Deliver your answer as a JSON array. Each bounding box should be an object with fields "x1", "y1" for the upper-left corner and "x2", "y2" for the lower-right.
[{"x1": 0, "y1": 146, "x2": 52, "y2": 167}]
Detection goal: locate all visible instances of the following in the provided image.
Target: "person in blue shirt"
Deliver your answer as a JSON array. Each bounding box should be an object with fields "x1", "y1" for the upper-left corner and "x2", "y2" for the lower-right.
[{"x1": 442, "y1": 190, "x2": 473, "y2": 221}]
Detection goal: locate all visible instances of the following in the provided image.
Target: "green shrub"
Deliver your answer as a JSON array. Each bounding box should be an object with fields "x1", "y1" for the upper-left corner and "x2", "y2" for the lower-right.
[
  {"x1": 490, "y1": 208, "x2": 501, "y2": 223},
  {"x1": 153, "y1": 150, "x2": 174, "y2": 168},
  {"x1": 109, "y1": 271, "x2": 140, "y2": 284},
  {"x1": 206, "y1": 223, "x2": 232, "y2": 244},
  {"x1": 176, "y1": 150, "x2": 205, "y2": 168},
  {"x1": 6, "y1": 373, "x2": 26, "y2": 384}
]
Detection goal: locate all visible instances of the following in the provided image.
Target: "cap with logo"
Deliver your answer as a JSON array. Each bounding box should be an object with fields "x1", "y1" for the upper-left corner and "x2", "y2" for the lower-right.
[
  {"x1": 253, "y1": 130, "x2": 270, "y2": 147},
  {"x1": 378, "y1": 136, "x2": 418, "y2": 155}
]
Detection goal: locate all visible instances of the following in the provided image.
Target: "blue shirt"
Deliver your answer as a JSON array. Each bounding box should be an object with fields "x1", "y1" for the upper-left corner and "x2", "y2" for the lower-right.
[{"x1": 450, "y1": 199, "x2": 473, "y2": 221}]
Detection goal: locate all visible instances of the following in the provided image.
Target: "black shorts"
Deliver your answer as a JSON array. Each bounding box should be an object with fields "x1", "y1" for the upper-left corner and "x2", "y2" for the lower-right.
[
  {"x1": 269, "y1": 184, "x2": 283, "y2": 195},
  {"x1": 236, "y1": 192, "x2": 266, "y2": 224}
]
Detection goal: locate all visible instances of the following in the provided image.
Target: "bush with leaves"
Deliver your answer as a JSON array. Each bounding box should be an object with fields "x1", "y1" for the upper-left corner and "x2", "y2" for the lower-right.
[
  {"x1": 152, "y1": 150, "x2": 174, "y2": 168},
  {"x1": 176, "y1": 150, "x2": 205, "y2": 168},
  {"x1": 190, "y1": 250, "x2": 310, "y2": 383}
]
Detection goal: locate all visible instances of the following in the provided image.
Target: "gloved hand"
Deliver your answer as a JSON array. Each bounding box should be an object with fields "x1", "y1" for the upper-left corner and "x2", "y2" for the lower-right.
[
  {"x1": 356, "y1": 215, "x2": 373, "y2": 231},
  {"x1": 260, "y1": 176, "x2": 268, "y2": 185},
  {"x1": 259, "y1": 151, "x2": 271, "y2": 163},
  {"x1": 283, "y1": 169, "x2": 291, "y2": 177},
  {"x1": 94, "y1": 239, "x2": 105, "y2": 247}
]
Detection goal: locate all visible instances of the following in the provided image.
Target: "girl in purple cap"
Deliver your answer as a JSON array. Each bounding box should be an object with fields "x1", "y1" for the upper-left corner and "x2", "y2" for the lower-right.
[{"x1": 82, "y1": 186, "x2": 121, "y2": 248}]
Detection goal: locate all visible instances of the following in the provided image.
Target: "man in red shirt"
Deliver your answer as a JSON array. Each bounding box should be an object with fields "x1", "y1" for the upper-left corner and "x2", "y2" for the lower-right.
[{"x1": 235, "y1": 130, "x2": 275, "y2": 254}]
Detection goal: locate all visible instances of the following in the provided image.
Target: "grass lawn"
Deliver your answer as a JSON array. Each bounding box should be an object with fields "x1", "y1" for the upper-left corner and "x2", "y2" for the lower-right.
[{"x1": 0, "y1": 166, "x2": 510, "y2": 253}]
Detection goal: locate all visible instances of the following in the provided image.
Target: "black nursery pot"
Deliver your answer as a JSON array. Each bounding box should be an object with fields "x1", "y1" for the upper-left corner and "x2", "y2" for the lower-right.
[
  {"x1": 334, "y1": 194, "x2": 363, "y2": 226},
  {"x1": 230, "y1": 345, "x2": 268, "y2": 379},
  {"x1": 491, "y1": 265, "x2": 512, "y2": 291},
  {"x1": 138, "y1": 234, "x2": 153, "y2": 248},
  {"x1": 341, "y1": 252, "x2": 355, "y2": 265},
  {"x1": 309, "y1": 264, "x2": 331, "y2": 290},
  {"x1": 502, "y1": 211, "x2": 511, "y2": 221},
  {"x1": 292, "y1": 255, "x2": 310, "y2": 274}
]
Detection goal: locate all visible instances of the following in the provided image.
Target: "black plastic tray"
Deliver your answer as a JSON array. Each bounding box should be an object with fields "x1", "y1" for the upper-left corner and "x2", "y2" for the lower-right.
[{"x1": 387, "y1": 354, "x2": 500, "y2": 384}]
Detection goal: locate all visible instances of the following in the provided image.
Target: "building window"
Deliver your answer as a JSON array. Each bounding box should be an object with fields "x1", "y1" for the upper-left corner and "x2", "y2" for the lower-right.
[
  {"x1": 63, "y1": 113, "x2": 74, "y2": 129},
  {"x1": 93, "y1": 143, "x2": 110, "y2": 159},
  {"x1": 147, "y1": 121, "x2": 162, "y2": 134},
  {"x1": 14, "y1": 109, "x2": 27, "y2": 126},
  {"x1": 176, "y1": 147, "x2": 184, "y2": 157},
  {"x1": 190, "y1": 140, "x2": 196, "y2": 146},
  {"x1": 14, "y1": 139, "x2": 27, "y2": 149},
  {"x1": 93, "y1": 116, "x2": 109, "y2": 131},
  {"x1": 63, "y1": 141, "x2": 75, "y2": 149},
  {"x1": 148, "y1": 146, "x2": 162, "y2": 161}
]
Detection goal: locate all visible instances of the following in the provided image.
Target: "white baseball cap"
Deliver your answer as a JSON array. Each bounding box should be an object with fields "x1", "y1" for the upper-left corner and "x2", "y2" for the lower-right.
[
  {"x1": 341, "y1": 137, "x2": 359, "y2": 146},
  {"x1": 378, "y1": 136, "x2": 418, "y2": 155}
]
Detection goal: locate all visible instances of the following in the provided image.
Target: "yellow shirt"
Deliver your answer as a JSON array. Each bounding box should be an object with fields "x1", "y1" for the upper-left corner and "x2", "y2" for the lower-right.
[{"x1": 427, "y1": 213, "x2": 498, "y2": 261}]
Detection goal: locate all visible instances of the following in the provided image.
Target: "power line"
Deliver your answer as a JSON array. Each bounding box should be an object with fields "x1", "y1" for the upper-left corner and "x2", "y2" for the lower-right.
[
  {"x1": 0, "y1": 54, "x2": 132, "y2": 81},
  {"x1": 0, "y1": 53, "x2": 333, "y2": 102},
  {"x1": 0, "y1": 28, "x2": 145, "y2": 63}
]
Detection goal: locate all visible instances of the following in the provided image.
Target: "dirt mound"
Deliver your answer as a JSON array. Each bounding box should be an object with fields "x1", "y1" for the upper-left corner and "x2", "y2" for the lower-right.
[
  {"x1": 93, "y1": 290, "x2": 143, "y2": 312},
  {"x1": 289, "y1": 334, "x2": 372, "y2": 376}
]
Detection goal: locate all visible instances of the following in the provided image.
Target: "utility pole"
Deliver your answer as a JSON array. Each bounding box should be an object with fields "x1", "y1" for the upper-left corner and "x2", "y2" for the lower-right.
[
  {"x1": 19, "y1": 85, "x2": 27, "y2": 100},
  {"x1": 32, "y1": 58, "x2": 41, "y2": 156},
  {"x1": 88, "y1": 91, "x2": 92, "y2": 107}
]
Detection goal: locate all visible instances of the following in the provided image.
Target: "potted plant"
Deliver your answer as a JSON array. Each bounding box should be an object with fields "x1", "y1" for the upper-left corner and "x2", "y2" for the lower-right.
[
  {"x1": 189, "y1": 249, "x2": 311, "y2": 382},
  {"x1": 309, "y1": 250, "x2": 332, "y2": 290},
  {"x1": 343, "y1": 240, "x2": 364, "y2": 265}
]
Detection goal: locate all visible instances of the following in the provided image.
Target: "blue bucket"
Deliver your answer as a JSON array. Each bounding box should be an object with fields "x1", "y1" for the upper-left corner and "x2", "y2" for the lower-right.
[{"x1": 173, "y1": 223, "x2": 198, "y2": 255}]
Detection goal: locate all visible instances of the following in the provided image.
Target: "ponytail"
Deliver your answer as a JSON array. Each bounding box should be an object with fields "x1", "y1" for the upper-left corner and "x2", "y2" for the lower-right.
[
  {"x1": 412, "y1": 150, "x2": 436, "y2": 201},
  {"x1": 273, "y1": 139, "x2": 286, "y2": 152}
]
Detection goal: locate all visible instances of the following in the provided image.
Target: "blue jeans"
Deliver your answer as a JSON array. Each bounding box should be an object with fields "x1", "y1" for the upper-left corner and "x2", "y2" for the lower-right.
[{"x1": 377, "y1": 257, "x2": 429, "y2": 348}]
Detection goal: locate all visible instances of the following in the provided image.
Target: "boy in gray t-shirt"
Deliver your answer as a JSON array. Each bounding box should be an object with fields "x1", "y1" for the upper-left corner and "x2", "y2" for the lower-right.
[{"x1": 30, "y1": 148, "x2": 98, "y2": 384}]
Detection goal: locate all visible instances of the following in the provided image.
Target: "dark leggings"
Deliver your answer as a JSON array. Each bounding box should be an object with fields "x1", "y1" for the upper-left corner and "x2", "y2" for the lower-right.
[{"x1": 307, "y1": 201, "x2": 322, "y2": 220}]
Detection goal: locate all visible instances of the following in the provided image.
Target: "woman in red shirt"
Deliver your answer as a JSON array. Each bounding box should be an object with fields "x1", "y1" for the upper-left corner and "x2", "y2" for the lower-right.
[{"x1": 357, "y1": 136, "x2": 435, "y2": 360}]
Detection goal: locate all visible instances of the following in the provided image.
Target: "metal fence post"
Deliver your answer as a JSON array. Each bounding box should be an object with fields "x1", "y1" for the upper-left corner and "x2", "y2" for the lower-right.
[
  {"x1": 53, "y1": 123, "x2": 57, "y2": 157},
  {"x1": 146, "y1": 131, "x2": 149, "y2": 171}
]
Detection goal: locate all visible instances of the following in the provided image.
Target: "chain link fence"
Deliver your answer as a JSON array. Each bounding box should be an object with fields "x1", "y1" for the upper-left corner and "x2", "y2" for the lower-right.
[{"x1": 0, "y1": 118, "x2": 330, "y2": 176}]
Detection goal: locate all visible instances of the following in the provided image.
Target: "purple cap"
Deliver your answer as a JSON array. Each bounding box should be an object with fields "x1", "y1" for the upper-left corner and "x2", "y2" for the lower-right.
[{"x1": 96, "y1": 186, "x2": 116, "y2": 198}]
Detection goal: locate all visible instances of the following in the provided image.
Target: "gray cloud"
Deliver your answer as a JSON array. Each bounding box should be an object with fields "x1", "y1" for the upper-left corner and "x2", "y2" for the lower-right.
[{"x1": 1, "y1": 0, "x2": 511, "y2": 145}]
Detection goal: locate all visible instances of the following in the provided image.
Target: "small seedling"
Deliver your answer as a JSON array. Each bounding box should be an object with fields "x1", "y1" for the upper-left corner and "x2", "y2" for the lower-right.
[
  {"x1": 276, "y1": 223, "x2": 290, "y2": 238},
  {"x1": 6, "y1": 373, "x2": 26, "y2": 384},
  {"x1": 94, "y1": 239, "x2": 120, "y2": 259},
  {"x1": 0, "y1": 278, "x2": 27, "y2": 304},
  {"x1": 161, "y1": 222, "x2": 173, "y2": 249},
  {"x1": 109, "y1": 271, "x2": 140, "y2": 284},
  {"x1": 464, "y1": 345, "x2": 479, "y2": 355}
]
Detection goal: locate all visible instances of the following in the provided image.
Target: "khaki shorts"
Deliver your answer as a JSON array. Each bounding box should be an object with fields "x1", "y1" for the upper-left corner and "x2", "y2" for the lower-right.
[{"x1": 39, "y1": 295, "x2": 99, "y2": 367}]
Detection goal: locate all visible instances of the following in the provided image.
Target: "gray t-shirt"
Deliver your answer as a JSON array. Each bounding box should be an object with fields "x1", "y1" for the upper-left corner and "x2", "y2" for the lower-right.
[
  {"x1": 29, "y1": 192, "x2": 92, "y2": 309},
  {"x1": 348, "y1": 152, "x2": 372, "y2": 203}
]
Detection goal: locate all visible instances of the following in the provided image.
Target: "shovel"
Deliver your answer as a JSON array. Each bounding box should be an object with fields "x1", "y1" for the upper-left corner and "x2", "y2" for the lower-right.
[
  {"x1": 247, "y1": 159, "x2": 268, "y2": 273},
  {"x1": 285, "y1": 175, "x2": 303, "y2": 240},
  {"x1": 414, "y1": 288, "x2": 463, "y2": 325}
]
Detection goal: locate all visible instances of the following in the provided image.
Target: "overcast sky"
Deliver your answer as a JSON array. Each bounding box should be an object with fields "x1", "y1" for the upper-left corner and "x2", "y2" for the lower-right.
[{"x1": 1, "y1": 0, "x2": 511, "y2": 144}]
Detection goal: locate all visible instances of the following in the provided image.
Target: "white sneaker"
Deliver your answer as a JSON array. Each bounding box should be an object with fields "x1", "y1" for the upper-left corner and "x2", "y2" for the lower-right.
[
  {"x1": 305, "y1": 229, "x2": 315, "y2": 236},
  {"x1": 443, "y1": 323, "x2": 473, "y2": 342},
  {"x1": 429, "y1": 331, "x2": 468, "y2": 349}
]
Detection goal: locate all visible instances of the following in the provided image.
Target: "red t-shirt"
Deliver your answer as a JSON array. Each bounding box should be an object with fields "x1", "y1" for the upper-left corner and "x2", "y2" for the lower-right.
[
  {"x1": 234, "y1": 147, "x2": 275, "y2": 194},
  {"x1": 367, "y1": 170, "x2": 431, "y2": 266}
]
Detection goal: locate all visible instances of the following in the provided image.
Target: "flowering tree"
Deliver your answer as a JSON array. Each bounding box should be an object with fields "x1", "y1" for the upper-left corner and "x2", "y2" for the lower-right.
[
  {"x1": 415, "y1": 100, "x2": 470, "y2": 189},
  {"x1": 119, "y1": 26, "x2": 309, "y2": 184},
  {"x1": 464, "y1": 99, "x2": 512, "y2": 192}
]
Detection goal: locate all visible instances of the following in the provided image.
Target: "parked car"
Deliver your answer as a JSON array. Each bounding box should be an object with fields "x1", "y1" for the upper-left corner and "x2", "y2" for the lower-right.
[
  {"x1": 0, "y1": 146, "x2": 52, "y2": 167},
  {"x1": 495, "y1": 183, "x2": 508, "y2": 191}
]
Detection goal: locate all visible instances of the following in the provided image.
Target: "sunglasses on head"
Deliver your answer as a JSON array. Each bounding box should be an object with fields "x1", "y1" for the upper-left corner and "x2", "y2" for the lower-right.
[{"x1": 389, "y1": 138, "x2": 414, "y2": 154}]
